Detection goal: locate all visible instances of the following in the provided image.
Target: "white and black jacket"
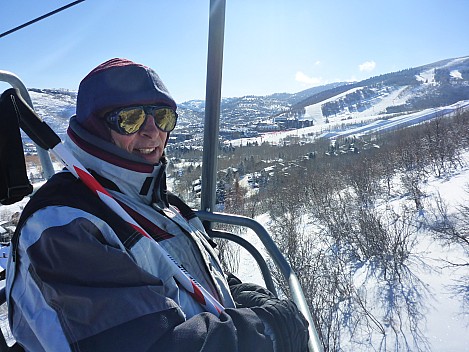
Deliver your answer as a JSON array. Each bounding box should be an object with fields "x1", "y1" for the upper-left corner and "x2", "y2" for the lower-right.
[{"x1": 6, "y1": 120, "x2": 276, "y2": 352}]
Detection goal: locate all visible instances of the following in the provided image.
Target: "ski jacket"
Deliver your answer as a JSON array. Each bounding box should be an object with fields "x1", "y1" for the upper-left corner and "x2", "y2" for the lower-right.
[{"x1": 6, "y1": 125, "x2": 275, "y2": 352}]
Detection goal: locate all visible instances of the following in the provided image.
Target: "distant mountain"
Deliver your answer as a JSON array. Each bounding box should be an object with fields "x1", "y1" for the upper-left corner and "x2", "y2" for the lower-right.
[
  {"x1": 293, "y1": 56, "x2": 469, "y2": 120},
  {"x1": 23, "y1": 55, "x2": 469, "y2": 140},
  {"x1": 177, "y1": 82, "x2": 349, "y2": 126}
]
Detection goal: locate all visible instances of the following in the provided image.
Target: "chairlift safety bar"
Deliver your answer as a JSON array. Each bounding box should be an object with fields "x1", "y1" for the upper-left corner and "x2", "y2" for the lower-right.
[{"x1": 0, "y1": 71, "x2": 55, "y2": 179}]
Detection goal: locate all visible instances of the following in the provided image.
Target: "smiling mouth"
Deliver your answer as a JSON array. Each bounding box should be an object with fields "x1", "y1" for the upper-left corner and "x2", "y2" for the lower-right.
[{"x1": 137, "y1": 147, "x2": 157, "y2": 155}]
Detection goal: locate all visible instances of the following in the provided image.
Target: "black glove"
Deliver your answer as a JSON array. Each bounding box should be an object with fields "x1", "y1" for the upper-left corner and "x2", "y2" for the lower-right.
[
  {"x1": 231, "y1": 286, "x2": 276, "y2": 308},
  {"x1": 226, "y1": 272, "x2": 243, "y2": 286},
  {"x1": 251, "y1": 295, "x2": 309, "y2": 352},
  {"x1": 226, "y1": 272, "x2": 276, "y2": 308},
  {"x1": 226, "y1": 273, "x2": 309, "y2": 351}
]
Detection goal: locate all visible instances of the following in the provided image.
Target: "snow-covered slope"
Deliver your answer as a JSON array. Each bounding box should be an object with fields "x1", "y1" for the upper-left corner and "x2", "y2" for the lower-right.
[{"x1": 233, "y1": 152, "x2": 469, "y2": 352}]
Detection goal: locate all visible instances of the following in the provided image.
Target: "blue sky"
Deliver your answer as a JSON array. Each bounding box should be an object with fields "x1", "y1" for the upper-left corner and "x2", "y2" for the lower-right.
[{"x1": 1, "y1": 0, "x2": 468, "y2": 103}]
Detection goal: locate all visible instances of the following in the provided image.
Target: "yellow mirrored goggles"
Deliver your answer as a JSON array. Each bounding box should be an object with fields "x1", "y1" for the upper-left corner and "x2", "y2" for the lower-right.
[{"x1": 105, "y1": 105, "x2": 178, "y2": 134}]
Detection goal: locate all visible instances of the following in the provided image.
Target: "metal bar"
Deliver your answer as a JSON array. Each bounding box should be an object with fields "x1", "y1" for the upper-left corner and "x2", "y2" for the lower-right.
[
  {"x1": 0, "y1": 71, "x2": 55, "y2": 179},
  {"x1": 196, "y1": 210, "x2": 324, "y2": 352},
  {"x1": 209, "y1": 229, "x2": 277, "y2": 296},
  {"x1": 201, "y1": 0, "x2": 226, "y2": 214}
]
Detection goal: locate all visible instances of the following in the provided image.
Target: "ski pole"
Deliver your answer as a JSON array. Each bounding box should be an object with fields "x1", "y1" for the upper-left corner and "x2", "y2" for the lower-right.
[{"x1": 6, "y1": 88, "x2": 224, "y2": 316}]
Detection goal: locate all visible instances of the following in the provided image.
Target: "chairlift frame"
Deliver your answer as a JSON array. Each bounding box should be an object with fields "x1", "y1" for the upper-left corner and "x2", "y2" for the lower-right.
[{"x1": 0, "y1": 0, "x2": 323, "y2": 351}]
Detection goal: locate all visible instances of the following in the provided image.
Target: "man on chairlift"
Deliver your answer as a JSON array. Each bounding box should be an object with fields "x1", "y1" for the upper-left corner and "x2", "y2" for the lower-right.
[{"x1": 5, "y1": 58, "x2": 309, "y2": 352}]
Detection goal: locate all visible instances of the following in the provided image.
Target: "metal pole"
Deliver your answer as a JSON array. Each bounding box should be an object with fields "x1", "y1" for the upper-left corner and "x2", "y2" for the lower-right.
[
  {"x1": 0, "y1": 70, "x2": 55, "y2": 179},
  {"x1": 201, "y1": 0, "x2": 226, "y2": 214}
]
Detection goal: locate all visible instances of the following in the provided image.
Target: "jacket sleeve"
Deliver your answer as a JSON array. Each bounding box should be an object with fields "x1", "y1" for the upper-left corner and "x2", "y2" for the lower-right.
[
  {"x1": 155, "y1": 308, "x2": 273, "y2": 352},
  {"x1": 9, "y1": 206, "x2": 274, "y2": 352}
]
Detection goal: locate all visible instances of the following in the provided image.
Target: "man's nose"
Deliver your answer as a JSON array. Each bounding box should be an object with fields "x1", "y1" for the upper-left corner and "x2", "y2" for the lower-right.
[{"x1": 140, "y1": 115, "x2": 159, "y2": 135}]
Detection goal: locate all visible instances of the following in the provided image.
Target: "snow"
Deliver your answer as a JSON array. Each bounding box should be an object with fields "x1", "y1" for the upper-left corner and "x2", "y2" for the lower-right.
[
  {"x1": 442, "y1": 57, "x2": 469, "y2": 67},
  {"x1": 234, "y1": 213, "x2": 271, "y2": 285},
  {"x1": 423, "y1": 264, "x2": 466, "y2": 351},
  {"x1": 416, "y1": 67, "x2": 436, "y2": 85},
  {"x1": 231, "y1": 161, "x2": 469, "y2": 351},
  {"x1": 303, "y1": 86, "x2": 364, "y2": 122},
  {"x1": 450, "y1": 70, "x2": 463, "y2": 80},
  {"x1": 305, "y1": 85, "x2": 413, "y2": 124}
]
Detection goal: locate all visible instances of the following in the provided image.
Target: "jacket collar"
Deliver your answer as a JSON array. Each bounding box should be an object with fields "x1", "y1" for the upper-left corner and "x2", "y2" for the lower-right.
[{"x1": 65, "y1": 119, "x2": 167, "y2": 205}]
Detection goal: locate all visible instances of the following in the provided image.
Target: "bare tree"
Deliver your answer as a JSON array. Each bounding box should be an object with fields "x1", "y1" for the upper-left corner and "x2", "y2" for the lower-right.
[{"x1": 426, "y1": 189, "x2": 469, "y2": 315}]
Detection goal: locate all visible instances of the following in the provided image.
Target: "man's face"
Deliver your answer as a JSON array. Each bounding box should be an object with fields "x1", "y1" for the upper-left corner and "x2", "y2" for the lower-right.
[{"x1": 110, "y1": 114, "x2": 168, "y2": 164}]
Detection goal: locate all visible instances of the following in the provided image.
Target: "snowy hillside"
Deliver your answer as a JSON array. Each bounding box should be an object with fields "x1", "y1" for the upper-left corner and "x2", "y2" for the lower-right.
[
  {"x1": 303, "y1": 57, "x2": 469, "y2": 124},
  {"x1": 27, "y1": 88, "x2": 77, "y2": 138},
  {"x1": 232, "y1": 151, "x2": 469, "y2": 352}
]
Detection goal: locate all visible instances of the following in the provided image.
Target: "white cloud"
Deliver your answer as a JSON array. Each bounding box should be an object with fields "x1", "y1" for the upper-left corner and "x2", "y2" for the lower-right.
[
  {"x1": 359, "y1": 61, "x2": 376, "y2": 72},
  {"x1": 295, "y1": 71, "x2": 323, "y2": 86}
]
